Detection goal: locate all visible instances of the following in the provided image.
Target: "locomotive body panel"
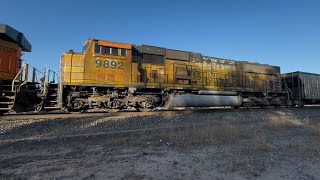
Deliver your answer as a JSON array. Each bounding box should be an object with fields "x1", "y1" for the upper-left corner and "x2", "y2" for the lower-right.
[{"x1": 61, "y1": 38, "x2": 283, "y2": 93}]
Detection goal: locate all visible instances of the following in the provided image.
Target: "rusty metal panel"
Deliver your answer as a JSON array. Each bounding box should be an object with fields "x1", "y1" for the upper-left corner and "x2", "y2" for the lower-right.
[
  {"x1": 134, "y1": 44, "x2": 165, "y2": 56},
  {"x1": 298, "y1": 72, "x2": 320, "y2": 100},
  {"x1": 203, "y1": 56, "x2": 236, "y2": 71},
  {"x1": 166, "y1": 49, "x2": 189, "y2": 61},
  {"x1": 98, "y1": 40, "x2": 131, "y2": 49},
  {"x1": 241, "y1": 62, "x2": 280, "y2": 75},
  {"x1": 0, "y1": 44, "x2": 20, "y2": 80},
  {"x1": 282, "y1": 72, "x2": 320, "y2": 102},
  {"x1": 132, "y1": 56, "x2": 142, "y2": 63},
  {"x1": 189, "y1": 52, "x2": 202, "y2": 62},
  {"x1": 132, "y1": 46, "x2": 142, "y2": 63},
  {"x1": 143, "y1": 54, "x2": 164, "y2": 64}
]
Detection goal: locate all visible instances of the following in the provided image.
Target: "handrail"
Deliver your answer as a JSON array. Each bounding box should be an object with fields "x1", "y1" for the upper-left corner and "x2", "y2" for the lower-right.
[
  {"x1": 12, "y1": 66, "x2": 24, "y2": 92},
  {"x1": 48, "y1": 69, "x2": 59, "y2": 83},
  {"x1": 43, "y1": 66, "x2": 48, "y2": 96}
]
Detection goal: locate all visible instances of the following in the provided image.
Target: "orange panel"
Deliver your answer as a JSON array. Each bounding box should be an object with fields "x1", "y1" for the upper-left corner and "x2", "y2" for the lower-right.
[
  {"x1": 98, "y1": 40, "x2": 132, "y2": 49},
  {"x1": 0, "y1": 46, "x2": 3, "y2": 72},
  {"x1": 0, "y1": 44, "x2": 20, "y2": 80}
]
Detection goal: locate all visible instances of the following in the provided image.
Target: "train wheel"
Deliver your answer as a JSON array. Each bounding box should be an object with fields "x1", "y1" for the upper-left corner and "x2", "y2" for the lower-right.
[
  {"x1": 137, "y1": 107, "x2": 154, "y2": 112},
  {"x1": 67, "y1": 100, "x2": 86, "y2": 113},
  {"x1": 34, "y1": 103, "x2": 43, "y2": 112},
  {"x1": 298, "y1": 102, "x2": 305, "y2": 108},
  {"x1": 137, "y1": 100, "x2": 156, "y2": 112},
  {"x1": 103, "y1": 101, "x2": 121, "y2": 113}
]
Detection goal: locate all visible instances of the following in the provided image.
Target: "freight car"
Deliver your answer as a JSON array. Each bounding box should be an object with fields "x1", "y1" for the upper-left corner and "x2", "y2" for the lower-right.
[
  {"x1": 37, "y1": 38, "x2": 288, "y2": 112},
  {"x1": 282, "y1": 72, "x2": 320, "y2": 106}
]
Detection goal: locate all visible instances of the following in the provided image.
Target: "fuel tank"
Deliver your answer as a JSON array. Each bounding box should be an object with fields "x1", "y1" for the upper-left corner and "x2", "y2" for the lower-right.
[{"x1": 167, "y1": 94, "x2": 242, "y2": 108}]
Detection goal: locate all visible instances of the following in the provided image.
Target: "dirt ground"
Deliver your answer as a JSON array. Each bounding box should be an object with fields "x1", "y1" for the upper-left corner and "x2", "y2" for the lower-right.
[{"x1": 1, "y1": 107, "x2": 320, "y2": 179}]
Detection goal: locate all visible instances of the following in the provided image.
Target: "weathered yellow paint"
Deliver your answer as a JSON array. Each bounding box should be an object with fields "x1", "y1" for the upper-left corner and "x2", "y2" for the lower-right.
[
  {"x1": 61, "y1": 52, "x2": 85, "y2": 83},
  {"x1": 62, "y1": 38, "x2": 132, "y2": 86},
  {"x1": 61, "y1": 38, "x2": 278, "y2": 92}
]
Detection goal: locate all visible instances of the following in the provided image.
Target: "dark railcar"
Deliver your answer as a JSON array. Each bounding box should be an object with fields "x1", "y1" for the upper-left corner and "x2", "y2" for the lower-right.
[{"x1": 282, "y1": 72, "x2": 320, "y2": 105}]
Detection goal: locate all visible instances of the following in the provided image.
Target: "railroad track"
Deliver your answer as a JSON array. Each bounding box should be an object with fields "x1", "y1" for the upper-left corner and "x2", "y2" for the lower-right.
[
  {"x1": 1, "y1": 106, "x2": 320, "y2": 121},
  {"x1": 0, "y1": 107, "x2": 250, "y2": 120}
]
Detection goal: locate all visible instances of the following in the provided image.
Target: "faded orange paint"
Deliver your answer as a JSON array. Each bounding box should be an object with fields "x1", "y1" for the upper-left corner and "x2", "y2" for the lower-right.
[
  {"x1": 98, "y1": 40, "x2": 131, "y2": 49},
  {"x1": 0, "y1": 39, "x2": 21, "y2": 80}
]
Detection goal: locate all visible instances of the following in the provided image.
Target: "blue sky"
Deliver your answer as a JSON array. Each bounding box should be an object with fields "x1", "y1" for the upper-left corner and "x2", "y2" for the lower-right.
[{"x1": 1, "y1": 0, "x2": 319, "y2": 73}]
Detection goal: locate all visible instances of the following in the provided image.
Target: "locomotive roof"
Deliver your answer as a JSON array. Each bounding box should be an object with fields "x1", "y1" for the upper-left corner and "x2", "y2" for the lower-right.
[
  {"x1": 282, "y1": 71, "x2": 320, "y2": 76},
  {"x1": 0, "y1": 24, "x2": 32, "y2": 52},
  {"x1": 92, "y1": 38, "x2": 279, "y2": 68}
]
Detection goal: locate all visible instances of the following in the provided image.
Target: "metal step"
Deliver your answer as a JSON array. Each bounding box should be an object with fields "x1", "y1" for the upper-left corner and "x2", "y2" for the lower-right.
[
  {"x1": 0, "y1": 102, "x2": 14, "y2": 105},
  {"x1": 0, "y1": 107, "x2": 11, "y2": 110},
  {"x1": 47, "y1": 94, "x2": 57, "y2": 96},
  {"x1": 0, "y1": 90, "x2": 15, "y2": 93},
  {"x1": 46, "y1": 100, "x2": 58, "y2": 103},
  {"x1": 44, "y1": 106, "x2": 60, "y2": 109},
  {"x1": 4, "y1": 96, "x2": 16, "y2": 99},
  {"x1": 0, "y1": 96, "x2": 15, "y2": 99},
  {"x1": 1, "y1": 84, "x2": 17, "y2": 86}
]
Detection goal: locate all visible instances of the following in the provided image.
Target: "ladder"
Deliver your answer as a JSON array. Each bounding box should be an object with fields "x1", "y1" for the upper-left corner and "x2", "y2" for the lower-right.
[
  {"x1": 43, "y1": 83, "x2": 60, "y2": 110},
  {"x1": 0, "y1": 63, "x2": 27, "y2": 114},
  {"x1": 0, "y1": 80, "x2": 18, "y2": 114},
  {"x1": 42, "y1": 69, "x2": 60, "y2": 110}
]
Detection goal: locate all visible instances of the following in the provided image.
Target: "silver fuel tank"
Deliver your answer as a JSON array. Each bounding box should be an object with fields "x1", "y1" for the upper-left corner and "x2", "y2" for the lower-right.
[{"x1": 167, "y1": 94, "x2": 243, "y2": 108}]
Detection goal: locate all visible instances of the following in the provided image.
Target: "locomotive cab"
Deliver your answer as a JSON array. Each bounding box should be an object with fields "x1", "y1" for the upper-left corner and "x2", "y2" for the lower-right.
[{"x1": 61, "y1": 38, "x2": 132, "y2": 86}]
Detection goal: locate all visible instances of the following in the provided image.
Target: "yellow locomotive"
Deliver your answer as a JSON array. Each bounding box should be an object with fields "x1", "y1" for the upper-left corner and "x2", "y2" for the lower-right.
[{"x1": 54, "y1": 38, "x2": 285, "y2": 112}]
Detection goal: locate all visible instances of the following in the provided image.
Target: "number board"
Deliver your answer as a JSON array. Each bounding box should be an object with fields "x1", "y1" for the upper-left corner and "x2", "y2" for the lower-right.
[{"x1": 95, "y1": 59, "x2": 124, "y2": 69}]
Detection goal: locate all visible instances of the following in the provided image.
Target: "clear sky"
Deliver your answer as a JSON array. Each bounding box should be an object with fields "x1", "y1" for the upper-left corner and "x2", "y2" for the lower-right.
[{"x1": 1, "y1": 0, "x2": 319, "y2": 73}]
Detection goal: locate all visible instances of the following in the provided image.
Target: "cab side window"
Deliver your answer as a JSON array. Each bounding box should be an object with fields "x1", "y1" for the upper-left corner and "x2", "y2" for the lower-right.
[
  {"x1": 121, "y1": 48, "x2": 126, "y2": 56},
  {"x1": 111, "y1": 48, "x2": 119, "y2": 56},
  {"x1": 101, "y1": 47, "x2": 111, "y2": 55},
  {"x1": 94, "y1": 43, "x2": 100, "y2": 53},
  {"x1": 94, "y1": 43, "x2": 126, "y2": 57}
]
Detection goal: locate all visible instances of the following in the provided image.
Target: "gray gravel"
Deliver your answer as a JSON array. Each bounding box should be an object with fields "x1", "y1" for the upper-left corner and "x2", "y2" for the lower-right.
[
  {"x1": 1, "y1": 107, "x2": 320, "y2": 179},
  {"x1": 1, "y1": 107, "x2": 319, "y2": 141}
]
